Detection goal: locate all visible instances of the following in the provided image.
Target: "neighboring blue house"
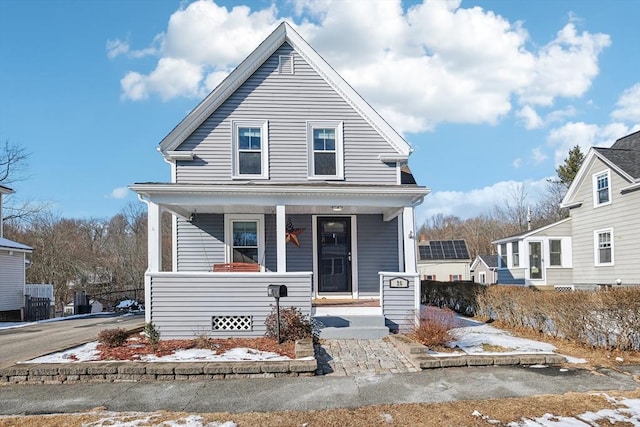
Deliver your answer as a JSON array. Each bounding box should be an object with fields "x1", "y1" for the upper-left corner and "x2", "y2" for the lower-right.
[{"x1": 130, "y1": 22, "x2": 430, "y2": 339}]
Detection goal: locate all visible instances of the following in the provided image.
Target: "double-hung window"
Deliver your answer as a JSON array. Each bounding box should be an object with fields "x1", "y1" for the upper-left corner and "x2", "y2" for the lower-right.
[
  {"x1": 232, "y1": 120, "x2": 269, "y2": 179},
  {"x1": 549, "y1": 239, "x2": 562, "y2": 266},
  {"x1": 593, "y1": 170, "x2": 611, "y2": 207},
  {"x1": 594, "y1": 228, "x2": 613, "y2": 266},
  {"x1": 511, "y1": 242, "x2": 519, "y2": 267},
  {"x1": 307, "y1": 121, "x2": 344, "y2": 179},
  {"x1": 499, "y1": 243, "x2": 507, "y2": 268},
  {"x1": 225, "y1": 214, "x2": 264, "y2": 266}
]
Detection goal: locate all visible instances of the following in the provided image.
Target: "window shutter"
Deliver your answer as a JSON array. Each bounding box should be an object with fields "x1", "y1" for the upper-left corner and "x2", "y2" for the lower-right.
[{"x1": 449, "y1": 274, "x2": 453, "y2": 282}]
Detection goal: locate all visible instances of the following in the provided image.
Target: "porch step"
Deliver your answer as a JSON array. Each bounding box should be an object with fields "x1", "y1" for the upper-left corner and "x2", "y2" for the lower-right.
[{"x1": 313, "y1": 315, "x2": 389, "y2": 339}]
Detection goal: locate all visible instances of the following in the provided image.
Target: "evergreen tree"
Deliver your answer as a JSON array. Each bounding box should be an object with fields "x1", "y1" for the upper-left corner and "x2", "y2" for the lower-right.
[{"x1": 555, "y1": 145, "x2": 585, "y2": 188}]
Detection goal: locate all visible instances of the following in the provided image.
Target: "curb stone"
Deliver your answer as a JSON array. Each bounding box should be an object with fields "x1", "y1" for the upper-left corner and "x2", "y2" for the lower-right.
[{"x1": 387, "y1": 334, "x2": 567, "y2": 370}]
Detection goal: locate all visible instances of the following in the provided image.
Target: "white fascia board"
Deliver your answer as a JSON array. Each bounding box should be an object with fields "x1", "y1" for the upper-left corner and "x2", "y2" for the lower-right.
[
  {"x1": 620, "y1": 181, "x2": 640, "y2": 194},
  {"x1": 130, "y1": 183, "x2": 429, "y2": 207},
  {"x1": 492, "y1": 217, "x2": 572, "y2": 244},
  {"x1": 158, "y1": 22, "x2": 411, "y2": 157}
]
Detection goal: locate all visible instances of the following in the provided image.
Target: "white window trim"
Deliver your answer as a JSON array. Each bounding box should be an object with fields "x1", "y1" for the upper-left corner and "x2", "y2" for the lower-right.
[
  {"x1": 499, "y1": 243, "x2": 508, "y2": 269},
  {"x1": 592, "y1": 169, "x2": 611, "y2": 208},
  {"x1": 593, "y1": 228, "x2": 614, "y2": 266},
  {"x1": 306, "y1": 120, "x2": 344, "y2": 180},
  {"x1": 231, "y1": 120, "x2": 269, "y2": 180},
  {"x1": 548, "y1": 238, "x2": 563, "y2": 267},
  {"x1": 224, "y1": 214, "x2": 265, "y2": 268},
  {"x1": 479, "y1": 272, "x2": 486, "y2": 284},
  {"x1": 511, "y1": 241, "x2": 520, "y2": 267}
]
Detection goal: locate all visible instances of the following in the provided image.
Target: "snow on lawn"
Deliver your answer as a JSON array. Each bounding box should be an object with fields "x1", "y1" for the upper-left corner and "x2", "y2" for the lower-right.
[
  {"x1": 424, "y1": 315, "x2": 587, "y2": 363},
  {"x1": 21, "y1": 342, "x2": 290, "y2": 363}
]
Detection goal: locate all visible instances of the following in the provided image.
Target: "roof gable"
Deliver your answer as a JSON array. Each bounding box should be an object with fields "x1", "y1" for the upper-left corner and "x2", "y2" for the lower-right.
[
  {"x1": 492, "y1": 217, "x2": 571, "y2": 244},
  {"x1": 159, "y1": 21, "x2": 411, "y2": 157},
  {"x1": 562, "y1": 136, "x2": 639, "y2": 207}
]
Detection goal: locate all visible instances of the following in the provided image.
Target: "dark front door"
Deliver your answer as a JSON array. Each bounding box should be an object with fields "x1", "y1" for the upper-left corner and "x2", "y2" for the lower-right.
[{"x1": 317, "y1": 217, "x2": 352, "y2": 293}]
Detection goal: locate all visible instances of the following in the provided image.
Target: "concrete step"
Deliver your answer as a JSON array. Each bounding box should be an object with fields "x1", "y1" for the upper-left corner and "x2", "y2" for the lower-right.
[{"x1": 313, "y1": 315, "x2": 389, "y2": 339}]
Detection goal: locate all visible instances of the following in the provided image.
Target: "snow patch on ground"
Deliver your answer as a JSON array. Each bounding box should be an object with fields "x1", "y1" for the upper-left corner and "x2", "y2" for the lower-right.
[{"x1": 450, "y1": 323, "x2": 557, "y2": 354}]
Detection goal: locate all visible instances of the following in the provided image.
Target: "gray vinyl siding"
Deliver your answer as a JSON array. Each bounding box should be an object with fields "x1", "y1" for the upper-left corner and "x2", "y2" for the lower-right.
[
  {"x1": 264, "y1": 214, "x2": 313, "y2": 273},
  {"x1": 569, "y1": 157, "x2": 640, "y2": 286},
  {"x1": 381, "y1": 274, "x2": 418, "y2": 333},
  {"x1": 175, "y1": 43, "x2": 399, "y2": 185},
  {"x1": 357, "y1": 215, "x2": 399, "y2": 296},
  {"x1": 529, "y1": 219, "x2": 572, "y2": 237},
  {"x1": 0, "y1": 250, "x2": 25, "y2": 311},
  {"x1": 149, "y1": 272, "x2": 312, "y2": 339},
  {"x1": 176, "y1": 214, "x2": 225, "y2": 271},
  {"x1": 545, "y1": 268, "x2": 573, "y2": 286}
]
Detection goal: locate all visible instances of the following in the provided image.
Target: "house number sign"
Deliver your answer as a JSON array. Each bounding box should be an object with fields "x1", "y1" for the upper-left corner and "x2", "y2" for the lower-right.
[{"x1": 389, "y1": 277, "x2": 409, "y2": 288}]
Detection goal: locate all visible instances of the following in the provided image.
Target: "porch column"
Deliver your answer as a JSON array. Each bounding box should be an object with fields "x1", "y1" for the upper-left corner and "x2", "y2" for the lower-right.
[
  {"x1": 276, "y1": 204, "x2": 286, "y2": 272},
  {"x1": 402, "y1": 206, "x2": 417, "y2": 274},
  {"x1": 147, "y1": 201, "x2": 162, "y2": 273}
]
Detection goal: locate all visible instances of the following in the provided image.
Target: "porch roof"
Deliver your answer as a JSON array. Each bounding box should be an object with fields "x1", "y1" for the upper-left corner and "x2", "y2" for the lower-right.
[{"x1": 130, "y1": 182, "x2": 429, "y2": 219}]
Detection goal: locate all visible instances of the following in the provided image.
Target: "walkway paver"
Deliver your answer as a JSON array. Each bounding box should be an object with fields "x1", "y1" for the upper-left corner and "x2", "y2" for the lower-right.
[{"x1": 315, "y1": 338, "x2": 419, "y2": 376}]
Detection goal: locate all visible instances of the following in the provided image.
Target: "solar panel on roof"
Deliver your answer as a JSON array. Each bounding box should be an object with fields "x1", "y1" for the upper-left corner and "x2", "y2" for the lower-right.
[{"x1": 418, "y1": 240, "x2": 470, "y2": 260}]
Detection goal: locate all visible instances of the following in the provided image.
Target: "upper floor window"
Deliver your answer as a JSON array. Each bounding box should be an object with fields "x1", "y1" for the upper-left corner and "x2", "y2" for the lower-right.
[
  {"x1": 232, "y1": 120, "x2": 269, "y2": 179},
  {"x1": 594, "y1": 228, "x2": 614, "y2": 266},
  {"x1": 593, "y1": 170, "x2": 611, "y2": 207},
  {"x1": 549, "y1": 239, "x2": 562, "y2": 266},
  {"x1": 512, "y1": 242, "x2": 520, "y2": 267},
  {"x1": 307, "y1": 121, "x2": 344, "y2": 180},
  {"x1": 499, "y1": 243, "x2": 507, "y2": 268}
]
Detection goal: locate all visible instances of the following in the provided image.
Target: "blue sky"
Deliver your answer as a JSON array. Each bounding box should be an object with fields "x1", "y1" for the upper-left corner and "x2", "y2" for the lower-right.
[{"x1": 1, "y1": 0, "x2": 638, "y2": 225}]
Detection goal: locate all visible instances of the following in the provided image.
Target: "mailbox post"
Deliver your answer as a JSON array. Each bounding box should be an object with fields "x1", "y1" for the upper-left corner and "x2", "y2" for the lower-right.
[{"x1": 267, "y1": 284, "x2": 288, "y2": 343}]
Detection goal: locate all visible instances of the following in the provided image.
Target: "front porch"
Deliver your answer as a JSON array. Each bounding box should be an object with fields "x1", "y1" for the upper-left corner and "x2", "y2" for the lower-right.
[
  {"x1": 134, "y1": 183, "x2": 426, "y2": 339},
  {"x1": 145, "y1": 271, "x2": 419, "y2": 339}
]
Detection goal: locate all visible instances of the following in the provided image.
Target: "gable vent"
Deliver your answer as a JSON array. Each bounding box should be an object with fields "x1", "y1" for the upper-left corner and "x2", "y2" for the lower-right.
[{"x1": 278, "y1": 54, "x2": 294, "y2": 74}]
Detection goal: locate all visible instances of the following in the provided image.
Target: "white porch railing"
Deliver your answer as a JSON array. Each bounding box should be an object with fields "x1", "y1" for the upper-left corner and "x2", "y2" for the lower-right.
[
  {"x1": 379, "y1": 272, "x2": 420, "y2": 333},
  {"x1": 146, "y1": 271, "x2": 312, "y2": 339}
]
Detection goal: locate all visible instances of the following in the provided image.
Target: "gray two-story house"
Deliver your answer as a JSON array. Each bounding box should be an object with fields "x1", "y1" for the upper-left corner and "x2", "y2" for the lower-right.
[
  {"x1": 494, "y1": 130, "x2": 639, "y2": 290},
  {"x1": 131, "y1": 22, "x2": 429, "y2": 339}
]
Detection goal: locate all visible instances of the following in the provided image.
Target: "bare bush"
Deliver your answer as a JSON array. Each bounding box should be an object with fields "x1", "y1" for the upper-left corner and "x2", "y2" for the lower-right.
[
  {"x1": 409, "y1": 306, "x2": 461, "y2": 348},
  {"x1": 477, "y1": 286, "x2": 640, "y2": 351}
]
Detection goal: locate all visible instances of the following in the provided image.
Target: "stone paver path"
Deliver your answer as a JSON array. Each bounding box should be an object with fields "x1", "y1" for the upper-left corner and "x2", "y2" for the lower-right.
[{"x1": 315, "y1": 338, "x2": 419, "y2": 376}]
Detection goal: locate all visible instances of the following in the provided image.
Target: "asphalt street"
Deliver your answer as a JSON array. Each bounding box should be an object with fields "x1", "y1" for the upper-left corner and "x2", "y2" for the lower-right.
[
  {"x1": 1, "y1": 365, "x2": 638, "y2": 415},
  {"x1": 0, "y1": 313, "x2": 144, "y2": 368}
]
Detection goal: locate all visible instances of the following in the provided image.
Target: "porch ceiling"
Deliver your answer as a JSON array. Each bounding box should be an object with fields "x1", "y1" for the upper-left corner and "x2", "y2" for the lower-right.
[{"x1": 130, "y1": 183, "x2": 430, "y2": 220}]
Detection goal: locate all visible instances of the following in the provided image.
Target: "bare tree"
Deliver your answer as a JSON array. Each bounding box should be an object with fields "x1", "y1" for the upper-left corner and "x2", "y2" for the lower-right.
[{"x1": 493, "y1": 183, "x2": 530, "y2": 235}]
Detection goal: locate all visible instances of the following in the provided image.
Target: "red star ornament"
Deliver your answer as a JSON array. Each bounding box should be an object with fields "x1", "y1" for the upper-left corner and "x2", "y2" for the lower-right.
[{"x1": 286, "y1": 228, "x2": 305, "y2": 247}]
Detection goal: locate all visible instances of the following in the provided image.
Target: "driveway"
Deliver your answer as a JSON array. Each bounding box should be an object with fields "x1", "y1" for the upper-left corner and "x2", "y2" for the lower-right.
[{"x1": 0, "y1": 313, "x2": 144, "y2": 368}]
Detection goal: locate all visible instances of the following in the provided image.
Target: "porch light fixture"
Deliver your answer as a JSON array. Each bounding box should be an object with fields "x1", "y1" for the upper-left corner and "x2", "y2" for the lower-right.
[{"x1": 332, "y1": 206, "x2": 343, "y2": 212}]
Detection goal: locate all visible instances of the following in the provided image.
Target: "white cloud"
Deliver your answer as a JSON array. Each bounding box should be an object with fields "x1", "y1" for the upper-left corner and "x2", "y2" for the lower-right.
[
  {"x1": 106, "y1": 39, "x2": 130, "y2": 59},
  {"x1": 516, "y1": 105, "x2": 543, "y2": 129},
  {"x1": 512, "y1": 158, "x2": 522, "y2": 168},
  {"x1": 611, "y1": 83, "x2": 640, "y2": 123},
  {"x1": 107, "y1": 37, "x2": 160, "y2": 60},
  {"x1": 518, "y1": 23, "x2": 610, "y2": 106},
  {"x1": 546, "y1": 121, "x2": 631, "y2": 166},
  {"x1": 416, "y1": 178, "x2": 549, "y2": 222},
  {"x1": 110, "y1": 187, "x2": 129, "y2": 199},
  {"x1": 116, "y1": 0, "x2": 611, "y2": 134},
  {"x1": 531, "y1": 147, "x2": 547, "y2": 165}
]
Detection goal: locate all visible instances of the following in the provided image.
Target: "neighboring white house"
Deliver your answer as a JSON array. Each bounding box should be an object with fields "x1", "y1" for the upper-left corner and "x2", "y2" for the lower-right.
[
  {"x1": 494, "y1": 130, "x2": 640, "y2": 290},
  {"x1": 470, "y1": 254, "x2": 498, "y2": 285},
  {"x1": 130, "y1": 22, "x2": 430, "y2": 339},
  {"x1": 417, "y1": 240, "x2": 471, "y2": 281},
  {"x1": 493, "y1": 218, "x2": 573, "y2": 288},
  {"x1": 0, "y1": 185, "x2": 33, "y2": 316}
]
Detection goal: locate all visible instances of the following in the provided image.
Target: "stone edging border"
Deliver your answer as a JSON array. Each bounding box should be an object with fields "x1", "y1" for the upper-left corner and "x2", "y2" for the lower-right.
[
  {"x1": 0, "y1": 339, "x2": 317, "y2": 385},
  {"x1": 387, "y1": 334, "x2": 567, "y2": 369}
]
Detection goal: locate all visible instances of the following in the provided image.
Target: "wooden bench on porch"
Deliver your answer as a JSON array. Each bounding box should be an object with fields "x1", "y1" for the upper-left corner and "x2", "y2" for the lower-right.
[{"x1": 212, "y1": 262, "x2": 261, "y2": 272}]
